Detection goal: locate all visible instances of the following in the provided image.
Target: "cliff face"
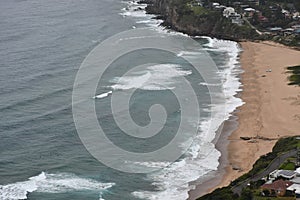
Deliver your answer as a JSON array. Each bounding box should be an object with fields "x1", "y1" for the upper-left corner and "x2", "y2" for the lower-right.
[
  {"x1": 146, "y1": 0, "x2": 212, "y2": 36},
  {"x1": 145, "y1": 0, "x2": 258, "y2": 40}
]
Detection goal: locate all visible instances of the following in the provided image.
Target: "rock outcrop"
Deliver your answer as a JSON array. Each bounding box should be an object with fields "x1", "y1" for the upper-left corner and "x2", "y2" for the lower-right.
[{"x1": 144, "y1": 0, "x2": 258, "y2": 40}]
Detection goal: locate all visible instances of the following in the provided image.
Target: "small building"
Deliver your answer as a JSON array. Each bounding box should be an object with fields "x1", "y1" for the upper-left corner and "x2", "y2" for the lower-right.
[
  {"x1": 244, "y1": 8, "x2": 256, "y2": 17},
  {"x1": 261, "y1": 180, "x2": 293, "y2": 197},
  {"x1": 293, "y1": 12, "x2": 300, "y2": 20},
  {"x1": 269, "y1": 27, "x2": 283, "y2": 35},
  {"x1": 227, "y1": 12, "x2": 243, "y2": 25},
  {"x1": 292, "y1": 25, "x2": 300, "y2": 29},
  {"x1": 287, "y1": 184, "x2": 300, "y2": 198},
  {"x1": 233, "y1": 1, "x2": 242, "y2": 6},
  {"x1": 240, "y1": 4, "x2": 250, "y2": 9},
  {"x1": 244, "y1": 7, "x2": 256, "y2": 12},
  {"x1": 295, "y1": 167, "x2": 300, "y2": 176},
  {"x1": 291, "y1": 177, "x2": 300, "y2": 184},
  {"x1": 269, "y1": 169, "x2": 279, "y2": 179},
  {"x1": 212, "y1": 2, "x2": 220, "y2": 7},
  {"x1": 278, "y1": 170, "x2": 297, "y2": 179},
  {"x1": 269, "y1": 169, "x2": 297, "y2": 180},
  {"x1": 214, "y1": 5, "x2": 226, "y2": 11},
  {"x1": 223, "y1": 7, "x2": 235, "y2": 18},
  {"x1": 283, "y1": 28, "x2": 295, "y2": 36},
  {"x1": 282, "y1": 9, "x2": 291, "y2": 18}
]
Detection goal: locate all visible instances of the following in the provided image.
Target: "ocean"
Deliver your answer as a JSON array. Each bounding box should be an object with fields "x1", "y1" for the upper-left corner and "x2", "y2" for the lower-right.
[{"x1": 0, "y1": 0, "x2": 243, "y2": 199}]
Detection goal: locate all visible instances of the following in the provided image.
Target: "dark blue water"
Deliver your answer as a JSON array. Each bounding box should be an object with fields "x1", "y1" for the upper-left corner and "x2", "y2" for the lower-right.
[{"x1": 0, "y1": 0, "x2": 243, "y2": 199}]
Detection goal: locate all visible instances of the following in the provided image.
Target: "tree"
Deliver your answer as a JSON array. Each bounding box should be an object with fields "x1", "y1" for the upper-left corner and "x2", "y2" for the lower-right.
[{"x1": 240, "y1": 188, "x2": 253, "y2": 200}]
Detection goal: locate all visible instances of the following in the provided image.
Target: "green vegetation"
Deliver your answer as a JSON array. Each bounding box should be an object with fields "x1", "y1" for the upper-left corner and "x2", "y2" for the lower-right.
[
  {"x1": 197, "y1": 137, "x2": 300, "y2": 200},
  {"x1": 197, "y1": 187, "x2": 238, "y2": 200},
  {"x1": 200, "y1": 0, "x2": 300, "y2": 46},
  {"x1": 147, "y1": 0, "x2": 260, "y2": 39},
  {"x1": 279, "y1": 160, "x2": 296, "y2": 170},
  {"x1": 190, "y1": 6, "x2": 209, "y2": 16},
  {"x1": 254, "y1": 197, "x2": 295, "y2": 200},
  {"x1": 232, "y1": 137, "x2": 300, "y2": 184},
  {"x1": 287, "y1": 65, "x2": 300, "y2": 86},
  {"x1": 147, "y1": 0, "x2": 300, "y2": 51}
]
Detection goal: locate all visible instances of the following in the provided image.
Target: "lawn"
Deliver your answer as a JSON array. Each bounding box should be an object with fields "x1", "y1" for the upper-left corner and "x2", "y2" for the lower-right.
[
  {"x1": 279, "y1": 159, "x2": 296, "y2": 170},
  {"x1": 190, "y1": 6, "x2": 209, "y2": 16}
]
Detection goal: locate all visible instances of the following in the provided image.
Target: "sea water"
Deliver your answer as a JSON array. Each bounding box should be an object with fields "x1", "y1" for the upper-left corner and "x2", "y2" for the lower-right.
[{"x1": 0, "y1": 0, "x2": 243, "y2": 199}]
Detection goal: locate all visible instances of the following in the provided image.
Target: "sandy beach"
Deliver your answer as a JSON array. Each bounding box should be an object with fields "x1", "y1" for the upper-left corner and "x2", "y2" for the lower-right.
[{"x1": 189, "y1": 41, "x2": 300, "y2": 199}]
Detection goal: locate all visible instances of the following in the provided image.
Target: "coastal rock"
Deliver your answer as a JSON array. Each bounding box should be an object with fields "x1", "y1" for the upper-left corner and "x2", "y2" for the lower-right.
[{"x1": 143, "y1": 0, "x2": 259, "y2": 40}]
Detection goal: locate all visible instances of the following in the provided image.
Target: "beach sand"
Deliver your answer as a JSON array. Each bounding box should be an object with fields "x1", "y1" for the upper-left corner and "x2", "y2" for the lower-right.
[{"x1": 189, "y1": 41, "x2": 300, "y2": 199}]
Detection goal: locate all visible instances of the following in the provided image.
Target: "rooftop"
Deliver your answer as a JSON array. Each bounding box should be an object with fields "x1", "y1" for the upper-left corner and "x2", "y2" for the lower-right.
[
  {"x1": 278, "y1": 170, "x2": 297, "y2": 178},
  {"x1": 291, "y1": 177, "x2": 300, "y2": 184},
  {"x1": 287, "y1": 184, "x2": 300, "y2": 194},
  {"x1": 261, "y1": 180, "x2": 293, "y2": 191}
]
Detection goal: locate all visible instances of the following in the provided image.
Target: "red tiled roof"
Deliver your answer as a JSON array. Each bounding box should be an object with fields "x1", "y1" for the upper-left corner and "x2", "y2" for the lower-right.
[{"x1": 261, "y1": 180, "x2": 293, "y2": 191}]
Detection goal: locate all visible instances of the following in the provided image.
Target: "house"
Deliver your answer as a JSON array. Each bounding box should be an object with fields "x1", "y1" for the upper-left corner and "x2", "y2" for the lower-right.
[
  {"x1": 233, "y1": 1, "x2": 242, "y2": 6},
  {"x1": 223, "y1": 7, "x2": 235, "y2": 18},
  {"x1": 269, "y1": 27, "x2": 283, "y2": 36},
  {"x1": 269, "y1": 169, "x2": 279, "y2": 180},
  {"x1": 278, "y1": 170, "x2": 297, "y2": 179},
  {"x1": 240, "y1": 4, "x2": 250, "y2": 9},
  {"x1": 287, "y1": 184, "x2": 300, "y2": 198},
  {"x1": 244, "y1": 8, "x2": 256, "y2": 17},
  {"x1": 292, "y1": 12, "x2": 300, "y2": 20},
  {"x1": 268, "y1": 169, "x2": 297, "y2": 180},
  {"x1": 292, "y1": 25, "x2": 300, "y2": 29},
  {"x1": 261, "y1": 180, "x2": 293, "y2": 197},
  {"x1": 213, "y1": 5, "x2": 226, "y2": 11},
  {"x1": 282, "y1": 9, "x2": 291, "y2": 19},
  {"x1": 283, "y1": 28, "x2": 295, "y2": 36},
  {"x1": 244, "y1": 7, "x2": 256, "y2": 12},
  {"x1": 212, "y1": 2, "x2": 220, "y2": 7},
  {"x1": 291, "y1": 177, "x2": 300, "y2": 184}
]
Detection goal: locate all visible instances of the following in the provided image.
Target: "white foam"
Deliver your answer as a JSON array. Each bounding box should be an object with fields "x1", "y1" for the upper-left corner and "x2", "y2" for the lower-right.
[
  {"x1": 110, "y1": 64, "x2": 192, "y2": 91},
  {"x1": 132, "y1": 147, "x2": 220, "y2": 200},
  {"x1": 120, "y1": 1, "x2": 148, "y2": 18},
  {"x1": 176, "y1": 50, "x2": 203, "y2": 57},
  {"x1": 94, "y1": 91, "x2": 113, "y2": 99},
  {"x1": 0, "y1": 172, "x2": 115, "y2": 200},
  {"x1": 121, "y1": 2, "x2": 244, "y2": 199},
  {"x1": 120, "y1": 1, "x2": 189, "y2": 37},
  {"x1": 131, "y1": 38, "x2": 244, "y2": 200}
]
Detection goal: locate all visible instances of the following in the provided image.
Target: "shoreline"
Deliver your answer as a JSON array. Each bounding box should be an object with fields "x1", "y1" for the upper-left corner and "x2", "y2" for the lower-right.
[
  {"x1": 125, "y1": 2, "x2": 300, "y2": 198},
  {"x1": 188, "y1": 41, "x2": 300, "y2": 199},
  {"x1": 188, "y1": 114, "x2": 238, "y2": 199}
]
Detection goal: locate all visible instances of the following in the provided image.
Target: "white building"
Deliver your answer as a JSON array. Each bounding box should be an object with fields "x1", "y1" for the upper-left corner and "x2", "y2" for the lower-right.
[
  {"x1": 223, "y1": 7, "x2": 235, "y2": 18},
  {"x1": 287, "y1": 184, "x2": 300, "y2": 198}
]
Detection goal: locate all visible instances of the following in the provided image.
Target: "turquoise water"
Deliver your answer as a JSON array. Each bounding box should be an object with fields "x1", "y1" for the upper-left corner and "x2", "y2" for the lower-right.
[{"x1": 0, "y1": 0, "x2": 243, "y2": 199}]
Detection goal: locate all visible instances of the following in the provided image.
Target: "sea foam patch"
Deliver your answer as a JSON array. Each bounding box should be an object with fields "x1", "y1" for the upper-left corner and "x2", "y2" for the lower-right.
[
  {"x1": 0, "y1": 172, "x2": 115, "y2": 200},
  {"x1": 110, "y1": 64, "x2": 192, "y2": 91}
]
